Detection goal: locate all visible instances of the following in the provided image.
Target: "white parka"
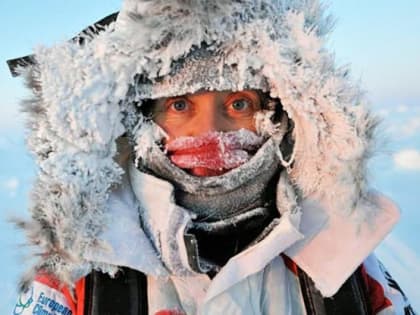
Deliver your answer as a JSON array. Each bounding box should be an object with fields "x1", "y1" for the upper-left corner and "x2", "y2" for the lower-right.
[{"x1": 10, "y1": 0, "x2": 415, "y2": 314}]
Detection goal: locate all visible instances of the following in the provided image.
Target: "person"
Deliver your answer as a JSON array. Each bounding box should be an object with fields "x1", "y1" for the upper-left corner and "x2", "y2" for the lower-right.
[{"x1": 7, "y1": 0, "x2": 416, "y2": 314}]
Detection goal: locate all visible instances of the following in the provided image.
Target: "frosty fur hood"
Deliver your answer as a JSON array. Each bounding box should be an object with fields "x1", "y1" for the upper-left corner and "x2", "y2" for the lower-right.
[{"x1": 14, "y1": 0, "x2": 382, "y2": 289}]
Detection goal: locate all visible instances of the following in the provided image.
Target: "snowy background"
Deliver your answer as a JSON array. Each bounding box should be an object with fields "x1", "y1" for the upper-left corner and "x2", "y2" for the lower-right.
[{"x1": 1, "y1": 0, "x2": 419, "y2": 312}]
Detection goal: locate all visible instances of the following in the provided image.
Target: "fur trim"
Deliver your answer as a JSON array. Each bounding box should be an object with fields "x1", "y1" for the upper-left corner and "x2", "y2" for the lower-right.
[{"x1": 16, "y1": 0, "x2": 379, "y2": 287}]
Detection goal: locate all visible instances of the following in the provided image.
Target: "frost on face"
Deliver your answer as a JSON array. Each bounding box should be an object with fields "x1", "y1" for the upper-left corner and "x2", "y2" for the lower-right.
[{"x1": 166, "y1": 130, "x2": 264, "y2": 171}]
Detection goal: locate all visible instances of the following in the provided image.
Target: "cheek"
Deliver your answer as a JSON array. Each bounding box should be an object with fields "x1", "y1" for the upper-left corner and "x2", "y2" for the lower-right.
[
  {"x1": 245, "y1": 118, "x2": 257, "y2": 132},
  {"x1": 153, "y1": 116, "x2": 185, "y2": 141},
  {"x1": 230, "y1": 116, "x2": 257, "y2": 132}
]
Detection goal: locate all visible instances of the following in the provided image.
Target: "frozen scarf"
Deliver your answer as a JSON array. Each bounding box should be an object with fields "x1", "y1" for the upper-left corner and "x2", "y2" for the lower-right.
[{"x1": 130, "y1": 128, "x2": 287, "y2": 276}]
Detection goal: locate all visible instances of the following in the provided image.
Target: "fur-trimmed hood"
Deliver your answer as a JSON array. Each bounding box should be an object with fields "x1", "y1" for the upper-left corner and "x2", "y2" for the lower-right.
[{"x1": 13, "y1": 0, "x2": 389, "y2": 290}]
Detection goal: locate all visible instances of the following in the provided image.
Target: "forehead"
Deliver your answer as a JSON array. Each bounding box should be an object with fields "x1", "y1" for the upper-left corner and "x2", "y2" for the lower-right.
[{"x1": 160, "y1": 89, "x2": 261, "y2": 101}]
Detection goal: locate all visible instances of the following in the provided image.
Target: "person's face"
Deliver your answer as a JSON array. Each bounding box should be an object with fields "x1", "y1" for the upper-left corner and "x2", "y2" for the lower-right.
[
  {"x1": 151, "y1": 90, "x2": 262, "y2": 176},
  {"x1": 152, "y1": 90, "x2": 262, "y2": 140}
]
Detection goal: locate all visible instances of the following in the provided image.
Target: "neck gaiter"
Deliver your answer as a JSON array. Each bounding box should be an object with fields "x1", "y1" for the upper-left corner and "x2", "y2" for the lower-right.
[{"x1": 133, "y1": 127, "x2": 284, "y2": 273}]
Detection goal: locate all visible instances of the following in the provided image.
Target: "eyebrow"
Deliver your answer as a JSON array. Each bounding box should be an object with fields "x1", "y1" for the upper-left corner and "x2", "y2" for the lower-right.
[{"x1": 228, "y1": 91, "x2": 261, "y2": 103}]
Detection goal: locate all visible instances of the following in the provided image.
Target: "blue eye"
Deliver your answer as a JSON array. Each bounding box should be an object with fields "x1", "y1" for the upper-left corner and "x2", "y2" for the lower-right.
[
  {"x1": 171, "y1": 100, "x2": 187, "y2": 111},
  {"x1": 231, "y1": 99, "x2": 249, "y2": 111}
]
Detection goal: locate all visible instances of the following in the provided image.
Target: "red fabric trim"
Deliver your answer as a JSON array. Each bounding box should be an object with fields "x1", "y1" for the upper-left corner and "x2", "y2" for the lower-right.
[
  {"x1": 360, "y1": 265, "x2": 392, "y2": 314},
  {"x1": 281, "y1": 254, "x2": 299, "y2": 276},
  {"x1": 75, "y1": 277, "x2": 86, "y2": 315},
  {"x1": 34, "y1": 273, "x2": 61, "y2": 290}
]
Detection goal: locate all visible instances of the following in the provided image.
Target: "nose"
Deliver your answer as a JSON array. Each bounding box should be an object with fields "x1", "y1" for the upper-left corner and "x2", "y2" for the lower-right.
[
  {"x1": 186, "y1": 103, "x2": 228, "y2": 136},
  {"x1": 195, "y1": 111, "x2": 223, "y2": 135}
]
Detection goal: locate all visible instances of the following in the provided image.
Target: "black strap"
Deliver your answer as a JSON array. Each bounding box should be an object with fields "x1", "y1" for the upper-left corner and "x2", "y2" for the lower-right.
[
  {"x1": 84, "y1": 267, "x2": 148, "y2": 315},
  {"x1": 298, "y1": 268, "x2": 328, "y2": 315},
  {"x1": 83, "y1": 264, "x2": 372, "y2": 315},
  {"x1": 323, "y1": 267, "x2": 371, "y2": 315},
  {"x1": 299, "y1": 267, "x2": 371, "y2": 315}
]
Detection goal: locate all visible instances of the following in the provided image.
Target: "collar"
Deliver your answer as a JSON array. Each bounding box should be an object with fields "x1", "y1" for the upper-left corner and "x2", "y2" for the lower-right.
[
  {"x1": 84, "y1": 166, "x2": 399, "y2": 300},
  {"x1": 83, "y1": 169, "x2": 168, "y2": 277},
  {"x1": 284, "y1": 190, "x2": 400, "y2": 297}
]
